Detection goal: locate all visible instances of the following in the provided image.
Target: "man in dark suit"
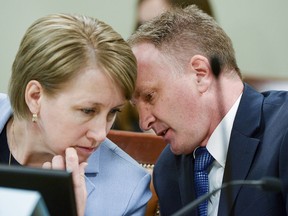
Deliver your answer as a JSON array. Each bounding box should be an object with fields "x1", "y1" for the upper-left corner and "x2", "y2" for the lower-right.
[{"x1": 128, "y1": 5, "x2": 288, "y2": 216}]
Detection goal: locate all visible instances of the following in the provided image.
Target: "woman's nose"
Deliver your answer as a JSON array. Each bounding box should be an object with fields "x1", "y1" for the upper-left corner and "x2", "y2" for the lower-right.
[{"x1": 86, "y1": 120, "x2": 108, "y2": 144}]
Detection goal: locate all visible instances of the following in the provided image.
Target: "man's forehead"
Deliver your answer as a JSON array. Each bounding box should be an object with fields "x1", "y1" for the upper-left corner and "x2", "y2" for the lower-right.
[{"x1": 132, "y1": 43, "x2": 161, "y2": 62}]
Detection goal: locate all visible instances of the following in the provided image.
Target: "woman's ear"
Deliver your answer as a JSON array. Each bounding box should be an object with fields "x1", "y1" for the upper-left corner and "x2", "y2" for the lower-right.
[
  {"x1": 25, "y1": 80, "x2": 43, "y2": 114},
  {"x1": 190, "y1": 55, "x2": 212, "y2": 93}
]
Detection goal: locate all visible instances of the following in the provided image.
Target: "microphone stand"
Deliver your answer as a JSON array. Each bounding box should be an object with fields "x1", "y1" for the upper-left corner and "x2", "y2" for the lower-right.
[{"x1": 171, "y1": 177, "x2": 281, "y2": 216}]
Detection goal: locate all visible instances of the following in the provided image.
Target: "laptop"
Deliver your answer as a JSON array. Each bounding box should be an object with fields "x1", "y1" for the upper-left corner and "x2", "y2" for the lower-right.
[{"x1": 0, "y1": 164, "x2": 77, "y2": 216}]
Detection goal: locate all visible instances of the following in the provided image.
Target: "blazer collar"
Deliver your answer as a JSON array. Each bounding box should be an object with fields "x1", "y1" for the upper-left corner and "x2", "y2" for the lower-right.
[
  {"x1": 84, "y1": 141, "x2": 103, "y2": 196},
  {"x1": 86, "y1": 147, "x2": 101, "y2": 174},
  {"x1": 218, "y1": 84, "x2": 263, "y2": 215}
]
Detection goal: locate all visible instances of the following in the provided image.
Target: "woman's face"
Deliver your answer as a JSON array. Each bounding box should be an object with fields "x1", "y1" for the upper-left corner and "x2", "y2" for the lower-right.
[{"x1": 36, "y1": 67, "x2": 125, "y2": 163}]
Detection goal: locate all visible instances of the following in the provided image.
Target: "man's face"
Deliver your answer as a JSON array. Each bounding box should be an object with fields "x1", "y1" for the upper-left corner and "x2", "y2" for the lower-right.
[{"x1": 132, "y1": 43, "x2": 212, "y2": 154}]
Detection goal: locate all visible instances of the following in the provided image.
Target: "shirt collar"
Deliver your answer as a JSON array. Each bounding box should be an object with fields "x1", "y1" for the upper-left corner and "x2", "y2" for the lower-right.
[{"x1": 206, "y1": 94, "x2": 242, "y2": 168}]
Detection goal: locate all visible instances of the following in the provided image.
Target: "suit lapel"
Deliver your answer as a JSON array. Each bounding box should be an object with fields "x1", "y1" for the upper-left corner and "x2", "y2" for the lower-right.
[
  {"x1": 218, "y1": 84, "x2": 263, "y2": 215},
  {"x1": 218, "y1": 131, "x2": 259, "y2": 215},
  {"x1": 176, "y1": 154, "x2": 196, "y2": 209}
]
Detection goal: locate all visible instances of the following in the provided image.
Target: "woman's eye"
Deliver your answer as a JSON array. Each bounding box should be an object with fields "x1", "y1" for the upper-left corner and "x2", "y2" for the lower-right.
[
  {"x1": 107, "y1": 108, "x2": 121, "y2": 121},
  {"x1": 110, "y1": 108, "x2": 121, "y2": 115},
  {"x1": 81, "y1": 108, "x2": 95, "y2": 115}
]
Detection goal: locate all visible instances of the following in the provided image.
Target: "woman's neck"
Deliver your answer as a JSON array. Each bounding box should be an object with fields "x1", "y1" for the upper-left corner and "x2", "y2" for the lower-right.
[{"x1": 7, "y1": 116, "x2": 54, "y2": 167}]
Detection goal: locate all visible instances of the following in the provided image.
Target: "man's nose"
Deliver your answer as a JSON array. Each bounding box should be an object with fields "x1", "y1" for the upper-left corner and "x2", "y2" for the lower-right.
[{"x1": 138, "y1": 104, "x2": 155, "y2": 132}]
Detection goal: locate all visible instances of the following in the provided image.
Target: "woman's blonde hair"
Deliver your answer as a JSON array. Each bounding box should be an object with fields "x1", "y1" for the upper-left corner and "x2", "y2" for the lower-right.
[{"x1": 9, "y1": 13, "x2": 136, "y2": 119}]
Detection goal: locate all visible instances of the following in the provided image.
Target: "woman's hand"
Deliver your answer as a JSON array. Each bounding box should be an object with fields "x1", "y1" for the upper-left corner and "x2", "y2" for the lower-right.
[{"x1": 42, "y1": 148, "x2": 88, "y2": 216}]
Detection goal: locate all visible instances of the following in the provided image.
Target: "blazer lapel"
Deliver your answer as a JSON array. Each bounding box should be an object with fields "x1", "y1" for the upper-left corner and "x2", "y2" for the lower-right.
[
  {"x1": 176, "y1": 154, "x2": 197, "y2": 212},
  {"x1": 218, "y1": 84, "x2": 263, "y2": 215},
  {"x1": 218, "y1": 131, "x2": 259, "y2": 215},
  {"x1": 85, "y1": 145, "x2": 102, "y2": 196}
]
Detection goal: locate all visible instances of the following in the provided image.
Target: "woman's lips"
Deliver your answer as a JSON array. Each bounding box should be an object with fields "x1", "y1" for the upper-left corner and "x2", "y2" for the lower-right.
[{"x1": 76, "y1": 146, "x2": 96, "y2": 155}]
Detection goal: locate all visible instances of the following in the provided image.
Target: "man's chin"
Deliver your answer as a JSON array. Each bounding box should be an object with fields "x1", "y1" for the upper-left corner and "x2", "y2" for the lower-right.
[{"x1": 170, "y1": 144, "x2": 182, "y2": 155}]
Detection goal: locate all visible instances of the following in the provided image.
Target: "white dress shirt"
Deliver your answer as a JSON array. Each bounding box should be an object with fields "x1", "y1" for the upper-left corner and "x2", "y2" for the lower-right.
[{"x1": 206, "y1": 94, "x2": 242, "y2": 216}]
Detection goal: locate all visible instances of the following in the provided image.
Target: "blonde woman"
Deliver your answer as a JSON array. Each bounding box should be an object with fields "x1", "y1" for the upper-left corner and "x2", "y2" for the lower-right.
[{"x1": 0, "y1": 13, "x2": 151, "y2": 215}]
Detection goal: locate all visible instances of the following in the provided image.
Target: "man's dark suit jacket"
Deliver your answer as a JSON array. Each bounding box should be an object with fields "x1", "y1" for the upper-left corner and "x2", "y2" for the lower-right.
[{"x1": 153, "y1": 84, "x2": 288, "y2": 216}]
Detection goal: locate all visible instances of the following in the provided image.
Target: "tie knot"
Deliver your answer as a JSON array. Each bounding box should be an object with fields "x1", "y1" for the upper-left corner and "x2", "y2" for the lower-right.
[{"x1": 194, "y1": 147, "x2": 214, "y2": 172}]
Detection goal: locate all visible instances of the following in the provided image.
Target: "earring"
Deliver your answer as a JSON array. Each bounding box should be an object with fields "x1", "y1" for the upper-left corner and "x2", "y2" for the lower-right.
[{"x1": 32, "y1": 113, "x2": 38, "y2": 123}]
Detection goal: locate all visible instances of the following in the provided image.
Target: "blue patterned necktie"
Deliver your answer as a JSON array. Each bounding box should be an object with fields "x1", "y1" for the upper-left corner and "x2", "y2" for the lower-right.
[{"x1": 194, "y1": 147, "x2": 214, "y2": 216}]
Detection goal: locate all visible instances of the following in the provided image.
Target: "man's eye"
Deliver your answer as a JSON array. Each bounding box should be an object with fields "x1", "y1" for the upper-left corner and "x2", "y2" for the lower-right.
[
  {"x1": 144, "y1": 92, "x2": 154, "y2": 102},
  {"x1": 81, "y1": 108, "x2": 95, "y2": 114}
]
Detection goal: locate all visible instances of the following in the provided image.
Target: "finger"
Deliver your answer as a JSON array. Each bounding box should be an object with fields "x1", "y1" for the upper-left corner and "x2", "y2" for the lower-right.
[
  {"x1": 52, "y1": 155, "x2": 65, "y2": 170},
  {"x1": 42, "y1": 161, "x2": 52, "y2": 169},
  {"x1": 78, "y1": 161, "x2": 88, "y2": 182},
  {"x1": 79, "y1": 162, "x2": 88, "y2": 175},
  {"x1": 65, "y1": 148, "x2": 87, "y2": 216},
  {"x1": 65, "y1": 148, "x2": 82, "y2": 186},
  {"x1": 66, "y1": 148, "x2": 88, "y2": 186},
  {"x1": 78, "y1": 162, "x2": 88, "y2": 193},
  {"x1": 65, "y1": 147, "x2": 79, "y2": 173}
]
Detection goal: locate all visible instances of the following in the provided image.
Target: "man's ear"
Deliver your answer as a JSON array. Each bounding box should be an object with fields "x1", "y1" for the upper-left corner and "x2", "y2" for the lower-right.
[
  {"x1": 190, "y1": 55, "x2": 212, "y2": 93},
  {"x1": 25, "y1": 80, "x2": 43, "y2": 114}
]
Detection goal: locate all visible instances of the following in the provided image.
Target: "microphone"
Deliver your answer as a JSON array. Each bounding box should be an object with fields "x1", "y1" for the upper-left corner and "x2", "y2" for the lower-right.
[
  {"x1": 171, "y1": 177, "x2": 282, "y2": 216},
  {"x1": 210, "y1": 56, "x2": 221, "y2": 78}
]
